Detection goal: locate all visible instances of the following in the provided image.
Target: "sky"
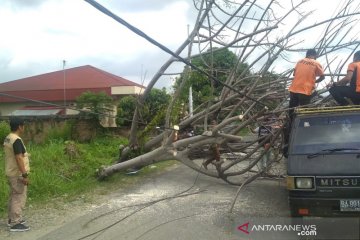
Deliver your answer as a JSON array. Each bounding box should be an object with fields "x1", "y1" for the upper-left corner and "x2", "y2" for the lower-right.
[
  {"x1": 0, "y1": 0, "x2": 357, "y2": 90},
  {"x1": 0, "y1": 0, "x2": 196, "y2": 88}
]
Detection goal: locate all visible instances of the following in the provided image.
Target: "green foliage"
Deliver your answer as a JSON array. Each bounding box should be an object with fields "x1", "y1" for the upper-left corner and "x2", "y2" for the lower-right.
[
  {"x1": 144, "y1": 88, "x2": 171, "y2": 115},
  {"x1": 117, "y1": 95, "x2": 136, "y2": 126},
  {"x1": 139, "y1": 107, "x2": 167, "y2": 143},
  {"x1": 0, "y1": 121, "x2": 10, "y2": 143},
  {"x1": 76, "y1": 91, "x2": 114, "y2": 122},
  {"x1": 174, "y1": 48, "x2": 249, "y2": 107},
  {"x1": 0, "y1": 136, "x2": 176, "y2": 216},
  {"x1": 0, "y1": 136, "x2": 126, "y2": 215},
  {"x1": 117, "y1": 88, "x2": 171, "y2": 127}
]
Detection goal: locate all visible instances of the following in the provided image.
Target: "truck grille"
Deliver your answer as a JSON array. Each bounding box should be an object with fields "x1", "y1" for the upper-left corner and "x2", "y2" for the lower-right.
[{"x1": 317, "y1": 177, "x2": 360, "y2": 187}]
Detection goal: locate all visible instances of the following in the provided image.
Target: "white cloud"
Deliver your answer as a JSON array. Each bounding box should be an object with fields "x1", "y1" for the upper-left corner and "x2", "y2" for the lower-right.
[
  {"x1": 0, "y1": 0, "x2": 192, "y2": 85},
  {"x1": 0, "y1": 0, "x2": 357, "y2": 90}
]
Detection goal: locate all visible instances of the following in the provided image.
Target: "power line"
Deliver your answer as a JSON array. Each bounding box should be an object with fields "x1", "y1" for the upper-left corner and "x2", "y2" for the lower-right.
[
  {"x1": 76, "y1": 162, "x2": 206, "y2": 240},
  {"x1": 84, "y1": 0, "x2": 268, "y2": 107}
]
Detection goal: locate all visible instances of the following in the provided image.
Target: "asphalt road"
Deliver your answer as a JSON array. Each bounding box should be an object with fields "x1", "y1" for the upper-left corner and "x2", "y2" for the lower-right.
[
  {"x1": 3, "y1": 160, "x2": 358, "y2": 240},
  {"x1": 33, "y1": 161, "x2": 295, "y2": 240},
  {"x1": 2, "y1": 134, "x2": 359, "y2": 239},
  {"x1": 6, "y1": 159, "x2": 358, "y2": 240}
]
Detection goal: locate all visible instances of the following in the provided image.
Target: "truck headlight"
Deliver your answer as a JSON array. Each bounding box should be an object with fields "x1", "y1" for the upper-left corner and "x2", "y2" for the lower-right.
[{"x1": 295, "y1": 177, "x2": 313, "y2": 189}]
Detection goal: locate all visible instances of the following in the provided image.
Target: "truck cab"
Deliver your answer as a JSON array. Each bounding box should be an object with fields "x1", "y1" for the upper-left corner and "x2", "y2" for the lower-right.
[{"x1": 287, "y1": 106, "x2": 360, "y2": 217}]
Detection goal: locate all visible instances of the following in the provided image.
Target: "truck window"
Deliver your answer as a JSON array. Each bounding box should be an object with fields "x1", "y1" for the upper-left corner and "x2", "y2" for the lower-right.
[{"x1": 291, "y1": 114, "x2": 360, "y2": 155}]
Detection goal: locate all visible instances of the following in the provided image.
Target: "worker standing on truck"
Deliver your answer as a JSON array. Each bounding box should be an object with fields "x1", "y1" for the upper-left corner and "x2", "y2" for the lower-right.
[
  {"x1": 288, "y1": 49, "x2": 325, "y2": 119},
  {"x1": 329, "y1": 50, "x2": 360, "y2": 105},
  {"x1": 284, "y1": 49, "x2": 325, "y2": 157}
]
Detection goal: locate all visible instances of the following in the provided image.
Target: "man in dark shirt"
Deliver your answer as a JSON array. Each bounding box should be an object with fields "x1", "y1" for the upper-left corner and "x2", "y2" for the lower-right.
[
  {"x1": 13, "y1": 138, "x2": 26, "y2": 155},
  {"x1": 3, "y1": 118, "x2": 30, "y2": 232}
]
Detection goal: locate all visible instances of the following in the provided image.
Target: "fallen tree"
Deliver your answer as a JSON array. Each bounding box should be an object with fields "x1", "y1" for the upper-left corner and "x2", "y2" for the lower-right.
[{"x1": 86, "y1": 0, "x2": 360, "y2": 184}]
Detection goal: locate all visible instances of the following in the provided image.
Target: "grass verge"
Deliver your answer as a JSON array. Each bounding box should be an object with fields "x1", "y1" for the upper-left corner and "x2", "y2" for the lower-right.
[{"x1": 0, "y1": 136, "x2": 177, "y2": 216}]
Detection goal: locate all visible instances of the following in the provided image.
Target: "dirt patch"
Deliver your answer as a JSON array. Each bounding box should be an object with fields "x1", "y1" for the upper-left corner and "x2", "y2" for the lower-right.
[{"x1": 0, "y1": 193, "x2": 107, "y2": 240}]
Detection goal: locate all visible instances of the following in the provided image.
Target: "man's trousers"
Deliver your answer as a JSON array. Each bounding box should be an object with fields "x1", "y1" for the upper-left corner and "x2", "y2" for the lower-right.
[{"x1": 7, "y1": 176, "x2": 27, "y2": 224}]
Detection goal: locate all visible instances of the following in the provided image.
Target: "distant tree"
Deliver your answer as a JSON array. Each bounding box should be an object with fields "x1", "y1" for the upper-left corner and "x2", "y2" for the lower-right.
[
  {"x1": 174, "y1": 48, "x2": 249, "y2": 107},
  {"x1": 76, "y1": 91, "x2": 113, "y2": 122},
  {"x1": 116, "y1": 95, "x2": 136, "y2": 126},
  {"x1": 117, "y1": 88, "x2": 171, "y2": 127},
  {"x1": 143, "y1": 87, "x2": 171, "y2": 120}
]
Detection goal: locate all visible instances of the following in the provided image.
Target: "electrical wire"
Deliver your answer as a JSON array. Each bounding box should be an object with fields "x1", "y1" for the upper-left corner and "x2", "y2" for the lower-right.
[
  {"x1": 86, "y1": 190, "x2": 204, "y2": 240},
  {"x1": 76, "y1": 163, "x2": 205, "y2": 240},
  {"x1": 84, "y1": 0, "x2": 268, "y2": 108},
  {"x1": 134, "y1": 214, "x2": 199, "y2": 240}
]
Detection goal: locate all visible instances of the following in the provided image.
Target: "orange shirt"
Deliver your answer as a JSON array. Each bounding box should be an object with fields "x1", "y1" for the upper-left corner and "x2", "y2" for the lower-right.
[
  {"x1": 289, "y1": 58, "x2": 324, "y2": 95},
  {"x1": 348, "y1": 62, "x2": 360, "y2": 92}
]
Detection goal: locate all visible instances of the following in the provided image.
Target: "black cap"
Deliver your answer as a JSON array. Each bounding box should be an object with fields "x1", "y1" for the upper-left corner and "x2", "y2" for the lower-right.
[
  {"x1": 354, "y1": 50, "x2": 360, "y2": 61},
  {"x1": 306, "y1": 49, "x2": 317, "y2": 58}
]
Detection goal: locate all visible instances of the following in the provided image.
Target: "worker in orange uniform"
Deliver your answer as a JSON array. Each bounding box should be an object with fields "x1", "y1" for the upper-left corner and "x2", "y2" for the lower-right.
[
  {"x1": 288, "y1": 49, "x2": 325, "y2": 119},
  {"x1": 283, "y1": 49, "x2": 325, "y2": 158},
  {"x1": 329, "y1": 51, "x2": 360, "y2": 105}
]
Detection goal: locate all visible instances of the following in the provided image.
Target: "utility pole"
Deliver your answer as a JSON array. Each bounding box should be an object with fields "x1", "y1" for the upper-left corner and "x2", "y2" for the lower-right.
[
  {"x1": 63, "y1": 60, "x2": 66, "y2": 115},
  {"x1": 187, "y1": 24, "x2": 193, "y2": 117},
  {"x1": 189, "y1": 86, "x2": 193, "y2": 117}
]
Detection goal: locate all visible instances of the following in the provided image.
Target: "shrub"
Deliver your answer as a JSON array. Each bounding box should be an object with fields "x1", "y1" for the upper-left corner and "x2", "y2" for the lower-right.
[{"x1": 0, "y1": 121, "x2": 10, "y2": 143}]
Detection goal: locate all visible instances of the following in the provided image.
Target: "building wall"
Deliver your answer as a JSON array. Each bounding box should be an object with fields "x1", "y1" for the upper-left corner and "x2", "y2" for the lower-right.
[
  {"x1": 18, "y1": 118, "x2": 97, "y2": 144},
  {"x1": 0, "y1": 103, "x2": 27, "y2": 116},
  {"x1": 111, "y1": 86, "x2": 144, "y2": 95},
  {"x1": 99, "y1": 104, "x2": 117, "y2": 127}
]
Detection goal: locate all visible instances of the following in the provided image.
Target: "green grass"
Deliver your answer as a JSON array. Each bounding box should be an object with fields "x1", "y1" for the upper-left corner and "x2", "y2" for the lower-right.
[{"x1": 0, "y1": 136, "x2": 176, "y2": 216}]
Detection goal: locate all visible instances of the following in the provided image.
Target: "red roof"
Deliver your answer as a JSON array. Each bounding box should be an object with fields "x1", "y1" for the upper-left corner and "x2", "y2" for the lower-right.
[{"x1": 0, "y1": 65, "x2": 144, "y2": 103}]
